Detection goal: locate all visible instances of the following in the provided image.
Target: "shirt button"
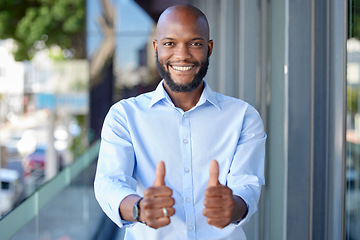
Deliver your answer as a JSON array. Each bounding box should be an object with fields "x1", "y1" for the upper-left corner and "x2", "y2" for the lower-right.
[
  {"x1": 183, "y1": 139, "x2": 189, "y2": 144},
  {"x1": 185, "y1": 197, "x2": 191, "y2": 203},
  {"x1": 184, "y1": 113, "x2": 188, "y2": 118},
  {"x1": 188, "y1": 226, "x2": 193, "y2": 231},
  {"x1": 184, "y1": 168, "x2": 190, "y2": 173}
]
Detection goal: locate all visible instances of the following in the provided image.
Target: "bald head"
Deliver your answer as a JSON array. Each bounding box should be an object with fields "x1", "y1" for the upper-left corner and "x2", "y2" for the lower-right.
[{"x1": 156, "y1": 4, "x2": 210, "y2": 40}]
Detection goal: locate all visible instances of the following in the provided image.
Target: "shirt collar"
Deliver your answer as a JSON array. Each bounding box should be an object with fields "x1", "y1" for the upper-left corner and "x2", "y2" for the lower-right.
[
  {"x1": 198, "y1": 81, "x2": 221, "y2": 110},
  {"x1": 149, "y1": 80, "x2": 172, "y2": 107},
  {"x1": 149, "y1": 80, "x2": 221, "y2": 110}
]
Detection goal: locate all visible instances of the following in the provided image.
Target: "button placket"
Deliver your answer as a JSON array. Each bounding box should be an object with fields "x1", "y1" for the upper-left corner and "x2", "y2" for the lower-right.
[{"x1": 180, "y1": 113, "x2": 196, "y2": 239}]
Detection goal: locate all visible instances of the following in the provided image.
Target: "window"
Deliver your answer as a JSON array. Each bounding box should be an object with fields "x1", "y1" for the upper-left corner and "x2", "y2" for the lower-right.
[{"x1": 1, "y1": 181, "x2": 10, "y2": 190}]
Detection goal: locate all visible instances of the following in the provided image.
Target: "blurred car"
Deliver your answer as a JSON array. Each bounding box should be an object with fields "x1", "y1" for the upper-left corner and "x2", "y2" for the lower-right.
[
  {"x1": 23, "y1": 145, "x2": 46, "y2": 176},
  {"x1": 0, "y1": 168, "x2": 23, "y2": 216},
  {"x1": 345, "y1": 167, "x2": 360, "y2": 239}
]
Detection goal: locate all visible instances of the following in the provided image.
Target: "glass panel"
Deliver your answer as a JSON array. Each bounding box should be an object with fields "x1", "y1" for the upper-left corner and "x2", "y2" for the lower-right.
[
  {"x1": 113, "y1": 0, "x2": 158, "y2": 100},
  {"x1": 347, "y1": 0, "x2": 360, "y2": 239},
  {"x1": 0, "y1": 1, "x2": 87, "y2": 218},
  {"x1": 10, "y1": 161, "x2": 103, "y2": 240},
  {"x1": 0, "y1": 140, "x2": 100, "y2": 240}
]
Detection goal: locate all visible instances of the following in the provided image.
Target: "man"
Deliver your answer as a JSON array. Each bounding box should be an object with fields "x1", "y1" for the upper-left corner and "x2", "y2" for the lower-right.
[{"x1": 94, "y1": 4, "x2": 266, "y2": 240}]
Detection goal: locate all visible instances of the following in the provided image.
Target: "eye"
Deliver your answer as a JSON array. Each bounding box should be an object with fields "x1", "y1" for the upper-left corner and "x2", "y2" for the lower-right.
[
  {"x1": 190, "y1": 42, "x2": 202, "y2": 47},
  {"x1": 164, "y1": 42, "x2": 174, "y2": 46}
]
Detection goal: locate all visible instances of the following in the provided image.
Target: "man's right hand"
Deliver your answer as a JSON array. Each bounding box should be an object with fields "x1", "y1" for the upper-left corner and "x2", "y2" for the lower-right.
[{"x1": 140, "y1": 161, "x2": 175, "y2": 229}]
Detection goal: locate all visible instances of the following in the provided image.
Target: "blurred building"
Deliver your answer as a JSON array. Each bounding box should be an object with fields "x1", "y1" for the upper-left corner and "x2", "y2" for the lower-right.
[{"x1": 0, "y1": 39, "x2": 25, "y2": 122}]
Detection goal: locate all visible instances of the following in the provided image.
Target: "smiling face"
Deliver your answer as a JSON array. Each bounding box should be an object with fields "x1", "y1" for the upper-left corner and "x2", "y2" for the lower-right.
[{"x1": 153, "y1": 5, "x2": 213, "y2": 93}]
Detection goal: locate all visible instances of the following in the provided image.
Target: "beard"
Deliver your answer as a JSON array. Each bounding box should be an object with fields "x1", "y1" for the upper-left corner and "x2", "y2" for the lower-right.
[{"x1": 156, "y1": 53, "x2": 209, "y2": 93}]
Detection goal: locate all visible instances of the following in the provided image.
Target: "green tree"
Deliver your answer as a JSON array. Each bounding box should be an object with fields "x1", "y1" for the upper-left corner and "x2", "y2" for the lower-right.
[
  {"x1": 349, "y1": 0, "x2": 360, "y2": 39},
  {"x1": 348, "y1": 86, "x2": 359, "y2": 113},
  {"x1": 0, "y1": 0, "x2": 85, "y2": 61}
]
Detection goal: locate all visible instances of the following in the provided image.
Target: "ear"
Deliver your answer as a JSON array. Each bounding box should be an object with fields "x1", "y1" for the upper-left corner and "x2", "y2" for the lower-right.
[
  {"x1": 207, "y1": 40, "x2": 213, "y2": 57},
  {"x1": 153, "y1": 39, "x2": 158, "y2": 53}
]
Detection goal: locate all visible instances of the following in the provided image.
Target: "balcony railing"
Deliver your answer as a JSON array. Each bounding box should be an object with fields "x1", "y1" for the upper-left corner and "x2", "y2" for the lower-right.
[{"x1": 0, "y1": 140, "x2": 101, "y2": 240}]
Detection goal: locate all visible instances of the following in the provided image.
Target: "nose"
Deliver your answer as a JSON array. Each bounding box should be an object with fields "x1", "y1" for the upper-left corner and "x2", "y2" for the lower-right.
[{"x1": 174, "y1": 44, "x2": 191, "y2": 61}]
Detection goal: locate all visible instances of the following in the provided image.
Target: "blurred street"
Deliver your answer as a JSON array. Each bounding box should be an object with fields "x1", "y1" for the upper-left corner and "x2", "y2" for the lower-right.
[{"x1": 0, "y1": 109, "x2": 73, "y2": 217}]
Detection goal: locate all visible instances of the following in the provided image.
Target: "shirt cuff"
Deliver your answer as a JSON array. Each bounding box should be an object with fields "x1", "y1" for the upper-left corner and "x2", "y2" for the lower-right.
[
  {"x1": 231, "y1": 188, "x2": 259, "y2": 226},
  {"x1": 230, "y1": 202, "x2": 250, "y2": 226},
  {"x1": 111, "y1": 190, "x2": 139, "y2": 228},
  {"x1": 94, "y1": 178, "x2": 139, "y2": 228}
]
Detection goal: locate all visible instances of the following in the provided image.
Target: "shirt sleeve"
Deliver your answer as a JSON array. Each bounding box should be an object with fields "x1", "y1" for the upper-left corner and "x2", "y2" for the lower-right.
[
  {"x1": 227, "y1": 104, "x2": 266, "y2": 226},
  {"x1": 94, "y1": 102, "x2": 138, "y2": 228}
]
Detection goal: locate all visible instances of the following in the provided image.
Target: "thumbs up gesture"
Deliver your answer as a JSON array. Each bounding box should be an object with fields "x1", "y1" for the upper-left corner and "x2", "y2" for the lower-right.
[
  {"x1": 203, "y1": 160, "x2": 235, "y2": 228},
  {"x1": 141, "y1": 161, "x2": 175, "y2": 229}
]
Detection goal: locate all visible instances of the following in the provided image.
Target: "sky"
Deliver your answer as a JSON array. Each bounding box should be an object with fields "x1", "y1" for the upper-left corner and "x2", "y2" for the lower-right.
[{"x1": 86, "y1": 0, "x2": 154, "y2": 67}]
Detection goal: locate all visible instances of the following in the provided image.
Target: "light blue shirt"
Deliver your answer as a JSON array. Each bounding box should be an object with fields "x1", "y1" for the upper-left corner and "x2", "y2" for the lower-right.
[{"x1": 94, "y1": 80, "x2": 266, "y2": 240}]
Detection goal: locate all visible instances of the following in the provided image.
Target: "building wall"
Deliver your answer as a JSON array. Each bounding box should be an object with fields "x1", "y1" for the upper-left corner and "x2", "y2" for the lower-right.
[{"x1": 192, "y1": 0, "x2": 347, "y2": 239}]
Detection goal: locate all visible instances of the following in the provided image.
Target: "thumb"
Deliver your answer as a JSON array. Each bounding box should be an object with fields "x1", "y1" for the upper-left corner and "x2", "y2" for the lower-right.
[
  {"x1": 153, "y1": 161, "x2": 166, "y2": 186},
  {"x1": 208, "y1": 160, "x2": 220, "y2": 187}
]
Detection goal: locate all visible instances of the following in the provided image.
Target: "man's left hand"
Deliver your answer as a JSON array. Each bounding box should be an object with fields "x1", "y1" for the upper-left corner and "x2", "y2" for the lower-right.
[{"x1": 202, "y1": 160, "x2": 235, "y2": 229}]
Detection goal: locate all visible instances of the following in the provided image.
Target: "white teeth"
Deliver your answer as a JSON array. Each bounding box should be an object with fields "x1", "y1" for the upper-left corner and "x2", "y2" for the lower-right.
[{"x1": 171, "y1": 66, "x2": 193, "y2": 71}]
